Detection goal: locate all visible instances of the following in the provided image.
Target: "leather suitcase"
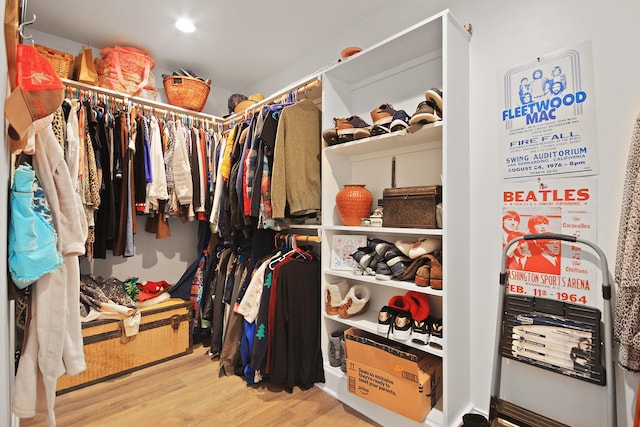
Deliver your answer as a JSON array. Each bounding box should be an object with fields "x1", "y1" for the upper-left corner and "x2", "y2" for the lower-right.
[
  {"x1": 382, "y1": 185, "x2": 442, "y2": 228},
  {"x1": 56, "y1": 298, "x2": 192, "y2": 394}
]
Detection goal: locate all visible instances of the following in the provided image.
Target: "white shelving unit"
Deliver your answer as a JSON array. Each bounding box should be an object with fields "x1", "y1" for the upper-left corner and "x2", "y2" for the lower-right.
[{"x1": 316, "y1": 10, "x2": 471, "y2": 427}]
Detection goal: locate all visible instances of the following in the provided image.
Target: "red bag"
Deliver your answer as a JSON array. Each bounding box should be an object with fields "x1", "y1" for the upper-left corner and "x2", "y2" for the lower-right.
[{"x1": 95, "y1": 46, "x2": 155, "y2": 95}]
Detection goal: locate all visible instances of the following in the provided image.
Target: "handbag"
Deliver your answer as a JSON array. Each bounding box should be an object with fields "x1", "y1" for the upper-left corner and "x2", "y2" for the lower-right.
[
  {"x1": 8, "y1": 163, "x2": 63, "y2": 288},
  {"x1": 95, "y1": 46, "x2": 155, "y2": 95},
  {"x1": 72, "y1": 45, "x2": 98, "y2": 85}
]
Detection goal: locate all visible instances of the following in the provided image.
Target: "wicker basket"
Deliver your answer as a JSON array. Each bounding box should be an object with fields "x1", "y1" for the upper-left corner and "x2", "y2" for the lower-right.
[
  {"x1": 163, "y1": 75, "x2": 210, "y2": 112},
  {"x1": 35, "y1": 44, "x2": 74, "y2": 79}
]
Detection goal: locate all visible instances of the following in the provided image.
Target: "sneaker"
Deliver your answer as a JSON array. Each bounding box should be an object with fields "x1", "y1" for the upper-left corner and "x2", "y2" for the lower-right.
[
  {"x1": 377, "y1": 306, "x2": 396, "y2": 337},
  {"x1": 392, "y1": 310, "x2": 412, "y2": 341},
  {"x1": 350, "y1": 246, "x2": 376, "y2": 269},
  {"x1": 338, "y1": 284, "x2": 371, "y2": 318},
  {"x1": 408, "y1": 237, "x2": 441, "y2": 259},
  {"x1": 368, "y1": 238, "x2": 394, "y2": 257},
  {"x1": 411, "y1": 319, "x2": 430, "y2": 345},
  {"x1": 383, "y1": 248, "x2": 412, "y2": 278},
  {"x1": 408, "y1": 100, "x2": 440, "y2": 126},
  {"x1": 429, "y1": 316, "x2": 443, "y2": 338},
  {"x1": 374, "y1": 261, "x2": 393, "y2": 281},
  {"x1": 424, "y1": 88, "x2": 443, "y2": 118},
  {"x1": 336, "y1": 116, "x2": 371, "y2": 143},
  {"x1": 322, "y1": 118, "x2": 339, "y2": 145},
  {"x1": 370, "y1": 103, "x2": 397, "y2": 136},
  {"x1": 389, "y1": 109, "x2": 411, "y2": 132}
]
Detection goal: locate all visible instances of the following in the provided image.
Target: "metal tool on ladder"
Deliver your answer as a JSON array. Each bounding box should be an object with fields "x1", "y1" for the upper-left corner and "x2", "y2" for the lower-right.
[{"x1": 490, "y1": 233, "x2": 616, "y2": 427}]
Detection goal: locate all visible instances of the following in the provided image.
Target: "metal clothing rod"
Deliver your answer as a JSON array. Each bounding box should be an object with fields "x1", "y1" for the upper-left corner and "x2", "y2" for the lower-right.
[
  {"x1": 61, "y1": 78, "x2": 223, "y2": 123},
  {"x1": 222, "y1": 75, "x2": 321, "y2": 127}
]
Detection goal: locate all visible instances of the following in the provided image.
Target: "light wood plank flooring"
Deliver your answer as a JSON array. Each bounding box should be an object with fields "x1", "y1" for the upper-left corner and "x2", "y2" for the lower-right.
[{"x1": 19, "y1": 345, "x2": 379, "y2": 427}]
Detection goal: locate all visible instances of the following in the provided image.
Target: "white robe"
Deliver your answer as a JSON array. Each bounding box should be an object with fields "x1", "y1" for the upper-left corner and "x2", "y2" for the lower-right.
[{"x1": 12, "y1": 114, "x2": 88, "y2": 426}]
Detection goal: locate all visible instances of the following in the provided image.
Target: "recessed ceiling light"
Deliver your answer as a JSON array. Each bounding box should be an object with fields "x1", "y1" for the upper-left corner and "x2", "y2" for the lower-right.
[{"x1": 175, "y1": 18, "x2": 196, "y2": 33}]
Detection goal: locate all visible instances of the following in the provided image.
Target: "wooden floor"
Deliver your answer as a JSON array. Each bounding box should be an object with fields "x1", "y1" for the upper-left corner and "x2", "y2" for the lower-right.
[{"x1": 20, "y1": 345, "x2": 379, "y2": 427}]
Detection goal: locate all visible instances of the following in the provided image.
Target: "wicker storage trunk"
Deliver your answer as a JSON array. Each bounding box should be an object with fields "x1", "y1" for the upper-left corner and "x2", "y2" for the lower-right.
[{"x1": 56, "y1": 298, "x2": 192, "y2": 394}]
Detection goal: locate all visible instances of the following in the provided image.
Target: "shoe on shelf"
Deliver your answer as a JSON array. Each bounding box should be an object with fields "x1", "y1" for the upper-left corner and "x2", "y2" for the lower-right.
[
  {"x1": 370, "y1": 103, "x2": 397, "y2": 136},
  {"x1": 392, "y1": 309, "x2": 412, "y2": 341},
  {"x1": 389, "y1": 109, "x2": 411, "y2": 132},
  {"x1": 338, "y1": 284, "x2": 371, "y2": 318},
  {"x1": 368, "y1": 238, "x2": 394, "y2": 257},
  {"x1": 408, "y1": 237, "x2": 441, "y2": 259},
  {"x1": 328, "y1": 330, "x2": 344, "y2": 367},
  {"x1": 383, "y1": 248, "x2": 412, "y2": 278},
  {"x1": 394, "y1": 239, "x2": 414, "y2": 257},
  {"x1": 426, "y1": 253, "x2": 443, "y2": 289},
  {"x1": 415, "y1": 264, "x2": 430, "y2": 287},
  {"x1": 374, "y1": 261, "x2": 393, "y2": 281},
  {"x1": 336, "y1": 115, "x2": 371, "y2": 143},
  {"x1": 350, "y1": 246, "x2": 376, "y2": 269},
  {"x1": 322, "y1": 118, "x2": 339, "y2": 146},
  {"x1": 404, "y1": 290, "x2": 430, "y2": 321},
  {"x1": 411, "y1": 319, "x2": 430, "y2": 345},
  {"x1": 377, "y1": 305, "x2": 396, "y2": 337},
  {"x1": 397, "y1": 253, "x2": 432, "y2": 282},
  {"x1": 424, "y1": 88, "x2": 443, "y2": 118},
  {"x1": 325, "y1": 280, "x2": 349, "y2": 315},
  {"x1": 428, "y1": 316, "x2": 443, "y2": 338},
  {"x1": 388, "y1": 294, "x2": 418, "y2": 315},
  {"x1": 408, "y1": 100, "x2": 440, "y2": 126}
]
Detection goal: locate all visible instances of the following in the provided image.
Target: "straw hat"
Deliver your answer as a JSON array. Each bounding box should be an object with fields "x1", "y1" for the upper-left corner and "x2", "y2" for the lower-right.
[
  {"x1": 234, "y1": 99, "x2": 256, "y2": 114},
  {"x1": 248, "y1": 93, "x2": 265, "y2": 103}
]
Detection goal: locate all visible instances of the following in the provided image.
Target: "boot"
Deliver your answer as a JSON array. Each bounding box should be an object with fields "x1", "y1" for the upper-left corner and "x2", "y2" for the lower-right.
[
  {"x1": 328, "y1": 330, "x2": 343, "y2": 368},
  {"x1": 145, "y1": 211, "x2": 158, "y2": 233},
  {"x1": 156, "y1": 199, "x2": 171, "y2": 239}
]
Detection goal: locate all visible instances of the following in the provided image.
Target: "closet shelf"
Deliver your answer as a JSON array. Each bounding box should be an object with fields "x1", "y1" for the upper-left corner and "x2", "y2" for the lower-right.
[
  {"x1": 61, "y1": 78, "x2": 223, "y2": 122},
  {"x1": 323, "y1": 312, "x2": 444, "y2": 358},
  {"x1": 323, "y1": 225, "x2": 444, "y2": 237},
  {"x1": 324, "y1": 122, "x2": 443, "y2": 159},
  {"x1": 325, "y1": 269, "x2": 444, "y2": 296}
]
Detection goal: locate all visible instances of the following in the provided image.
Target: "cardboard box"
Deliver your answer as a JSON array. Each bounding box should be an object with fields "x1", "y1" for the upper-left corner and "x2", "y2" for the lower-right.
[{"x1": 344, "y1": 327, "x2": 442, "y2": 422}]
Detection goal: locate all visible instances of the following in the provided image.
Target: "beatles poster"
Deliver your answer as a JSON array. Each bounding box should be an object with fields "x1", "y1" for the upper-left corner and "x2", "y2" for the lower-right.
[
  {"x1": 500, "y1": 41, "x2": 598, "y2": 179},
  {"x1": 501, "y1": 177, "x2": 598, "y2": 306}
]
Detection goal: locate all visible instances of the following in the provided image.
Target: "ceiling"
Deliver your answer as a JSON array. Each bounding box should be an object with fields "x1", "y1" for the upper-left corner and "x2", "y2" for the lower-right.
[{"x1": 23, "y1": 0, "x2": 393, "y2": 96}]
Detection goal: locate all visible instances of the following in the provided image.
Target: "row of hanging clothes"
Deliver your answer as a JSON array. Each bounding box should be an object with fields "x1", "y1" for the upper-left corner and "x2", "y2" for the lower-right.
[
  {"x1": 55, "y1": 84, "x2": 219, "y2": 260},
  {"x1": 209, "y1": 90, "x2": 322, "y2": 245},
  {"x1": 57, "y1": 80, "x2": 322, "y2": 261},
  {"x1": 183, "y1": 230, "x2": 324, "y2": 392}
]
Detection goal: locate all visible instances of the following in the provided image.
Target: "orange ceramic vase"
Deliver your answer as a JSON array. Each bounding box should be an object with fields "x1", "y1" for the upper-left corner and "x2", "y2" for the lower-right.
[{"x1": 335, "y1": 184, "x2": 373, "y2": 226}]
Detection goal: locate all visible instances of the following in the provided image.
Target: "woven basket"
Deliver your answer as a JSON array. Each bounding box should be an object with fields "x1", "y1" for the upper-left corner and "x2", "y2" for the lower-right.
[
  {"x1": 35, "y1": 44, "x2": 74, "y2": 79},
  {"x1": 163, "y1": 75, "x2": 210, "y2": 112}
]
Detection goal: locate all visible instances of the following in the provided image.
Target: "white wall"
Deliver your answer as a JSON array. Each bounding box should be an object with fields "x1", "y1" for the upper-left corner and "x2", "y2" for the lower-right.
[{"x1": 254, "y1": 1, "x2": 640, "y2": 425}]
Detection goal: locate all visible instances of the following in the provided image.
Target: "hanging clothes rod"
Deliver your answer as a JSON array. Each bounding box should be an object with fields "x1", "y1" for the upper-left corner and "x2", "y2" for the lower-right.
[
  {"x1": 61, "y1": 78, "x2": 224, "y2": 123},
  {"x1": 222, "y1": 75, "x2": 322, "y2": 128}
]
